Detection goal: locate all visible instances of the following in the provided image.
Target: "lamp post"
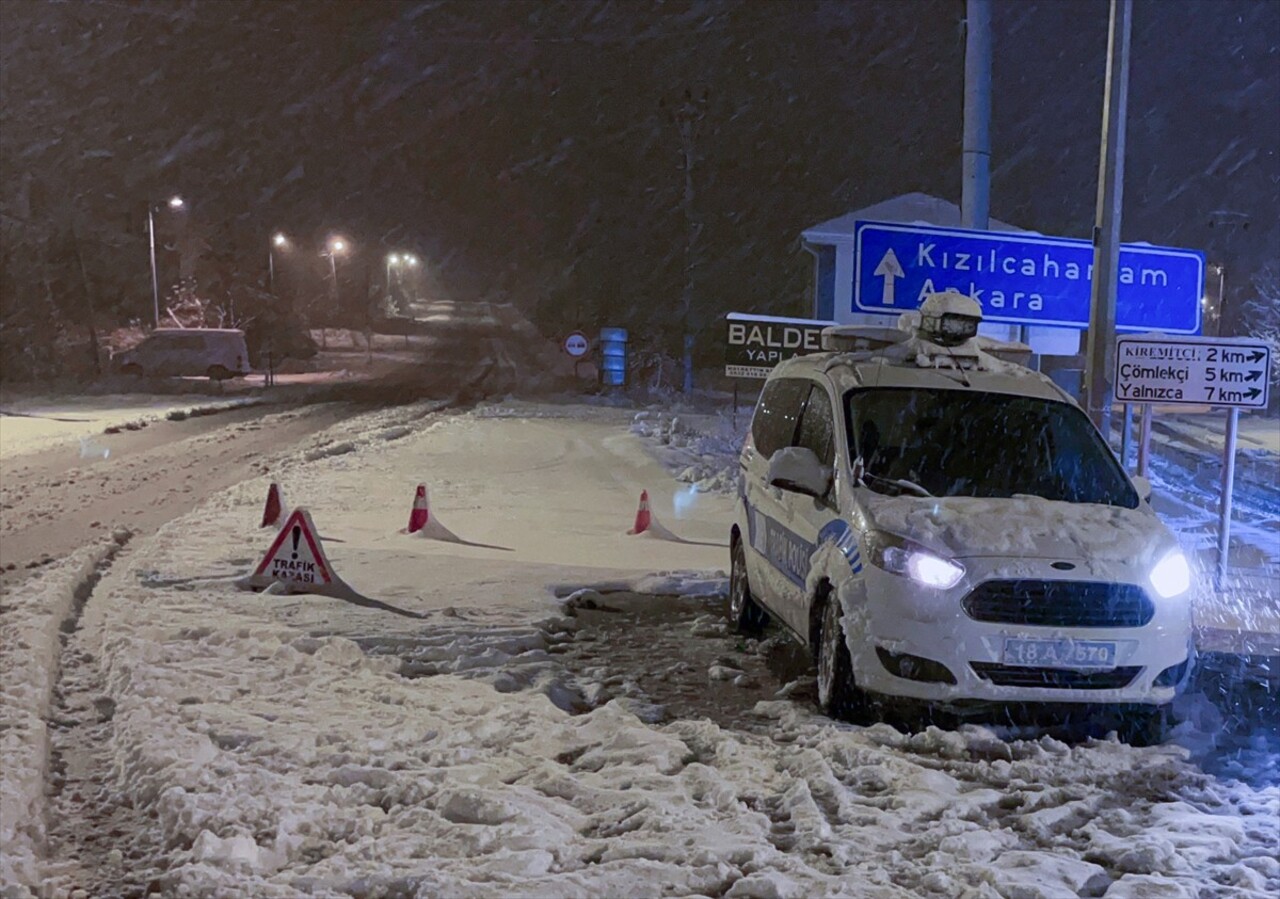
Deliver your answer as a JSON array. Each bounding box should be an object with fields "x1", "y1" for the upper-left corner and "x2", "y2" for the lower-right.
[
  {"x1": 386, "y1": 253, "x2": 400, "y2": 299},
  {"x1": 327, "y1": 238, "x2": 346, "y2": 285},
  {"x1": 1210, "y1": 263, "x2": 1226, "y2": 337},
  {"x1": 400, "y1": 254, "x2": 418, "y2": 307},
  {"x1": 325, "y1": 237, "x2": 347, "y2": 302},
  {"x1": 148, "y1": 195, "x2": 184, "y2": 327},
  {"x1": 270, "y1": 232, "x2": 287, "y2": 295}
]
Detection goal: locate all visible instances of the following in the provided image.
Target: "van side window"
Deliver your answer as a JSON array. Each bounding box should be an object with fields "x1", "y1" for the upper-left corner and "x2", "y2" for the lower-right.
[
  {"x1": 796, "y1": 385, "x2": 836, "y2": 467},
  {"x1": 751, "y1": 378, "x2": 809, "y2": 458},
  {"x1": 160, "y1": 335, "x2": 205, "y2": 350}
]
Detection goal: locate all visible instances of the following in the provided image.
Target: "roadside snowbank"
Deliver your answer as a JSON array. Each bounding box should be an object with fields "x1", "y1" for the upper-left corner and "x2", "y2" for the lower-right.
[{"x1": 0, "y1": 396, "x2": 258, "y2": 461}]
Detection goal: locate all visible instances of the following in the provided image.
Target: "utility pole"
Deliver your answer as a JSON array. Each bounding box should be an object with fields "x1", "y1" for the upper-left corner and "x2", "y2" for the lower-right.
[
  {"x1": 1084, "y1": 0, "x2": 1133, "y2": 436},
  {"x1": 671, "y1": 87, "x2": 707, "y2": 395},
  {"x1": 961, "y1": 0, "x2": 991, "y2": 231},
  {"x1": 148, "y1": 205, "x2": 160, "y2": 328}
]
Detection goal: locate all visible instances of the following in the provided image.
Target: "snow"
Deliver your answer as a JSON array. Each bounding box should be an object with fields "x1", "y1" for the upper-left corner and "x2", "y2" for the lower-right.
[
  {"x1": 867, "y1": 493, "x2": 1166, "y2": 563},
  {"x1": 0, "y1": 536, "x2": 125, "y2": 891},
  {"x1": 0, "y1": 395, "x2": 257, "y2": 461},
  {"x1": 8, "y1": 397, "x2": 1279, "y2": 897}
]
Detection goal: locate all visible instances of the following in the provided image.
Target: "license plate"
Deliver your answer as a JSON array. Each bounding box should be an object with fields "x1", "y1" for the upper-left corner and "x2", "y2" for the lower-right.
[{"x1": 1001, "y1": 638, "x2": 1117, "y2": 669}]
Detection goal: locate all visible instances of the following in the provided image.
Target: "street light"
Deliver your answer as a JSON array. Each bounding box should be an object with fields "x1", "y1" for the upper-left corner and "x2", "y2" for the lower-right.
[
  {"x1": 148, "y1": 195, "x2": 185, "y2": 327},
  {"x1": 269, "y1": 233, "x2": 288, "y2": 295}
]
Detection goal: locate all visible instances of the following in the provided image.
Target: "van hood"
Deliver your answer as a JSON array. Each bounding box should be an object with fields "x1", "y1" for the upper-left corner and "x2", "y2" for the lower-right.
[{"x1": 864, "y1": 494, "x2": 1165, "y2": 565}]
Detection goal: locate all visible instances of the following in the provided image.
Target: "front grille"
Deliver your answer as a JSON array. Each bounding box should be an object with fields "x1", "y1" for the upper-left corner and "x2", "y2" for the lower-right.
[
  {"x1": 971, "y1": 663, "x2": 1141, "y2": 690},
  {"x1": 962, "y1": 580, "x2": 1155, "y2": 628}
]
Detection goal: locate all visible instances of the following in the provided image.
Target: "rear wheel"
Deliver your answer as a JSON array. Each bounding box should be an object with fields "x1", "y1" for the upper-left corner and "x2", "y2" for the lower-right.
[
  {"x1": 121, "y1": 363, "x2": 143, "y2": 377},
  {"x1": 728, "y1": 537, "x2": 769, "y2": 635},
  {"x1": 815, "y1": 591, "x2": 866, "y2": 721}
]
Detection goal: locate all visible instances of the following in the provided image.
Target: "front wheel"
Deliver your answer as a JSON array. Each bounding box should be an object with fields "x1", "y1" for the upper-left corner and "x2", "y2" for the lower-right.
[
  {"x1": 207, "y1": 364, "x2": 232, "y2": 381},
  {"x1": 729, "y1": 537, "x2": 769, "y2": 635},
  {"x1": 815, "y1": 592, "x2": 866, "y2": 721},
  {"x1": 121, "y1": 363, "x2": 143, "y2": 377}
]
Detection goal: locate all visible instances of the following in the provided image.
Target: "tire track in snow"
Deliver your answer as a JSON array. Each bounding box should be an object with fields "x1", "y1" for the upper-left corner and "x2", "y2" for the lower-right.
[{"x1": 0, "y1": 530, "x2": 132, "y2": 897}]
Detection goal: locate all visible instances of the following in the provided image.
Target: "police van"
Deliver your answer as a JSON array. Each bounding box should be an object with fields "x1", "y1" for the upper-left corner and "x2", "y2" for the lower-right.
[{"x1": 730, "y1": 291, "x2": 1193, "y2": 741}]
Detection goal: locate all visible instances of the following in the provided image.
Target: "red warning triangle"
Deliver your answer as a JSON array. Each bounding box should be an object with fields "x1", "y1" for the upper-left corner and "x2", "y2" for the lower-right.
[{"x1": 251, "y1": 508, "x2": 333, "y2": 586}]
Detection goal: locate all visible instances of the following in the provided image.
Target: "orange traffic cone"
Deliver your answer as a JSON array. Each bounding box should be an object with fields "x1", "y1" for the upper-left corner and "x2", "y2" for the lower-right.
[
  {"x1": 628, "y1": 490, "x2": 652, "y2": 535},
  {"x1": 405, "y1": 484, "x2": 430, "y2": 534},
  {"x1": 261, "y1": 482, "x2": 286, "y2": 529}
]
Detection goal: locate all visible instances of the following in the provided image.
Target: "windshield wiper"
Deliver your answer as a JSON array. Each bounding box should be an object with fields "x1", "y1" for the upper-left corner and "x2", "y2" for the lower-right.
[{"x1": 862, "y1": 471, "x2": 935, "y2": 498}]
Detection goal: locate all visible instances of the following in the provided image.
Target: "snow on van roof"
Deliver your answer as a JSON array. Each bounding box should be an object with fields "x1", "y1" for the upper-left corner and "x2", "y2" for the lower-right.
[
  {"x1": 151, "y1": 328, "x2": 246, "y2": 335},
  {"x1": 773, "y1": 338, "x2": 1070, "y2": 404}
]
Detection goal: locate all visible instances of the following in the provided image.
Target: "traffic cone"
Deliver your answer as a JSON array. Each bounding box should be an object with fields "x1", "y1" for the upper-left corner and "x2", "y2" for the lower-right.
[
  {"x1": 405, "y1": 484, "x2": 430, "y2": 534},
  {"x1": 628, "y1": 490, "x2": 652, "y2": 535},
  {"x1": 261, "y1": 482, "x2": 286, "y2": 529}
]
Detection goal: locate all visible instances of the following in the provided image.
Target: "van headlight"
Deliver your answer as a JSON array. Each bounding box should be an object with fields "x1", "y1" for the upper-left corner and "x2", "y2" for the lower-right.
[
  {"x1": 868, "y1": 531, "x2": 965, "y2": 590},
  {"x1": 1148, "y1": 550, "x2": 1191, "y2": 599}
]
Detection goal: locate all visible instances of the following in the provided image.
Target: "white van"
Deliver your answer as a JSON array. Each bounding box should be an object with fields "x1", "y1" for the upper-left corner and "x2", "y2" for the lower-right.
[
  {"x1": 730, "y1": 292, "x2": 1193, "y2": 742},
  {"x1": 116, "y1": 328, "x2": 251, "y2": 380}
]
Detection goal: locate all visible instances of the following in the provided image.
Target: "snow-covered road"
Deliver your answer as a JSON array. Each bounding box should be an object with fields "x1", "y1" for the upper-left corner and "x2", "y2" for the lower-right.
[
  {"x1": 3, "y1": 398, "x2": 1277, "y2": 898},
  {"x1": 0, "y1": 400, "x2": 353, "y2": 588}
]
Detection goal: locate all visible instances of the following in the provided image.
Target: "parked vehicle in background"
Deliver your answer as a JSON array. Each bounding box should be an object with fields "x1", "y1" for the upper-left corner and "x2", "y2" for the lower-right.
[
  {"x1": 729, "y1": 291, "x2": 1194, "y2": 744},
  {"x1": 115, "y1": 328, "x2": 251, "y2": 380}
]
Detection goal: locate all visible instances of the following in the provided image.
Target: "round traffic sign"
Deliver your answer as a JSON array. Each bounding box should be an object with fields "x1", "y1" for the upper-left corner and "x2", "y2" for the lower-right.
[{"x1": 563, "y1": 331, "x2": 589, "y2": 358}]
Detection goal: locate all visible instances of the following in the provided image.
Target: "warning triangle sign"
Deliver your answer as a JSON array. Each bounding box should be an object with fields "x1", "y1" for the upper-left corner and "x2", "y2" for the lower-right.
[{"x1": 247, "y1": 508, "x2": 335, "y2": 589}]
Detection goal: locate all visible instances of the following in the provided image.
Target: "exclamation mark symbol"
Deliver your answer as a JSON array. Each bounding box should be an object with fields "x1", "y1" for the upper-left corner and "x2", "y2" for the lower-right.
[{"x1": 291, "y1": 525, "x2": 301, "y2": 560}]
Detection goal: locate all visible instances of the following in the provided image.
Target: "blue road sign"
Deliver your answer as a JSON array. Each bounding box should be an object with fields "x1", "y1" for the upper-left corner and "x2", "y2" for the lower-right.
[{"x1": 853, "y1": 220, "x2": 1203, "y2": 333}]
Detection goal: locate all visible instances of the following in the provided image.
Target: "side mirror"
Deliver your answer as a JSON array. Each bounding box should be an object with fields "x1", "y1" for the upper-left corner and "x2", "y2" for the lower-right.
[
  {"x1": 1131, "y1": 475, "x2": 1153, "y2": 503},
  {"x1": 768, "y1": 446, "x2": 832, "y2": 499}
]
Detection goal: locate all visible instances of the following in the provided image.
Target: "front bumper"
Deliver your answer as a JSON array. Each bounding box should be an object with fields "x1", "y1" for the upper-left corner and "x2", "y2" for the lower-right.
[{"x1": 845, "y1": 559, "x2": 1194, "y2": 706}]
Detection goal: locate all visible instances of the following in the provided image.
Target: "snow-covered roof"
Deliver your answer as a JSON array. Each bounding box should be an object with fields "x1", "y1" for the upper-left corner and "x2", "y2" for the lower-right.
[
  {"x1": 774, "y1": 346, "x2": 1069, "y2": 404},
  {"x1": 802, "y1": 192, "x2": 1025, "y2": 243}
]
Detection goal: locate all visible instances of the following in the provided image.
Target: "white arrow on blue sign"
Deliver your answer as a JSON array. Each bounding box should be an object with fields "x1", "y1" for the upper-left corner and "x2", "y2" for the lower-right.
[{"x1": 853, "y1": 220, "x2": 1204, "y2": 333}]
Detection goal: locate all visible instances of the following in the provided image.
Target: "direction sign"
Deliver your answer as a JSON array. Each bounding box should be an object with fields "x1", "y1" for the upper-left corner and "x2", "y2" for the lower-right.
[
  {"x1": 725, "y1": 312, "x2": 832, "y2": 379},
  {"x1": 1114, "y1": 335, "x2": 1271, "y2": 409},
  {"x1": 563, "y1": 331, "x2": 589, "y2": 358},
  {"x1": 853, "y1": 220, "x2": 1204, "y2": 333}
]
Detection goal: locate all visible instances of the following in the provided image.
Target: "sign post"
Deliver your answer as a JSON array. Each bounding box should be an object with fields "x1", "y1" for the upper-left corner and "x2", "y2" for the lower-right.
[
  {"x1": 1137, "y1": 403, "x2": 1153, "y2": 477},
  {"x1": 1218, "y1": 408, "x2": 1239, "y2": 586},
  {"x1": 1113, "y1": 334, "x2": 1272, "y2": 583},
  {"x1": 563, "y1": 330, "x2": 590, "y2": 380}
]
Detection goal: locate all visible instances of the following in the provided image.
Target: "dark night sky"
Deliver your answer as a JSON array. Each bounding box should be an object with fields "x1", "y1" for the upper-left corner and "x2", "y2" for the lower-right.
[{"x1": 1, "y1": 0, "x2": 1276, "y2": 350}]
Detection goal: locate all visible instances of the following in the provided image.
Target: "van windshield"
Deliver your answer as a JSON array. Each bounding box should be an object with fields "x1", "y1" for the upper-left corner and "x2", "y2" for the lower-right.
[{"x1": 845, "y1": 388, "x2": 1138, "y2": 508}]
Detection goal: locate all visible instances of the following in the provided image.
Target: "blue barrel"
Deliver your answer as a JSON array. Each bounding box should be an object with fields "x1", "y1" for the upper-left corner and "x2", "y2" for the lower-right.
[{"x1": 599, "y1": 327, "x2": 628, "y2": 387}]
